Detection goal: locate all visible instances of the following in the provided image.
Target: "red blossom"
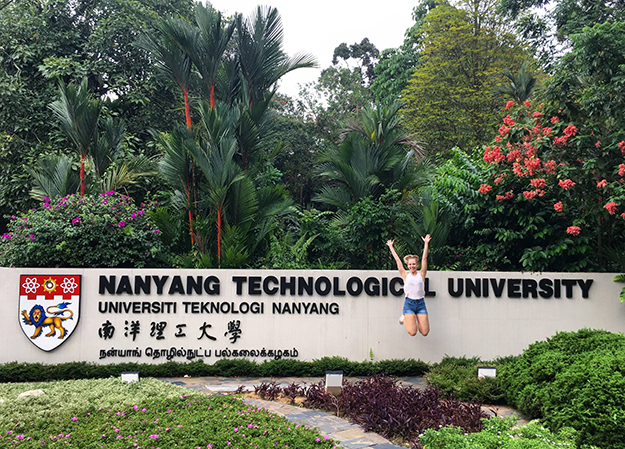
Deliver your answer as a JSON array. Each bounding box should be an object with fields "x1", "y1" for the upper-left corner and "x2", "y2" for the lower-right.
[
  {"x1": 621, "y1": 213, "x2": 625, "y2": 220},
  {"x1": 507, "y1": 150, "x2": 522, "y2": 162},
  {"x1": 550, "y1": 116, "x2": 560, "y2": 124},
  {"x1": 554, "y1": 136, "x2": 568, "y2": 145},
  {"x1": 483, "y1": 146, "x2": 505, "y2": 163},
  {"x1": 595, "y1": 140, "x2": 601, "y2": 148},
  {"x1": 566, "y1": 226, "x2": 581, "y2": 236},
  {"x1": 554, "y1": 201, "x2": 563, "y2": 212},
  {"x1": 604, "y1": 202, "x2": 618, "y2": 215},
  {"x1": 559, "y1": 179, "x2": 576, "y2": 189},
  {"x1": 513, "y1": 162, "x2": 525, "y2": 177},
  {"x1": 478, "y1": 184, "x2": 493, "y2": 194},
  {"x1": 496, "y1": 190, "x2": 514, "y2": 201},
  {"x1": 495, "y1": 135, "x2": 502, "y2": 142},
  {"x1": 618, "y1": 164, "x2": 625, "y2": 177},
  {"x1": 620, "y1": 141, "x2": 625, "y2": 156},
  {"x1": 503, "y1": 115, "x2": 516, "y2": 126},
  {"x1": 523, "y1": 190, "x2": 538, "y2": 199},
  {"x1": 532, "y1": 111, "x2": 544, "y2": 118},
  {"x1": 499, "y1": 125, "x2": 511, "y2": 136},
  {"x1": 523, "y1": 100, "x2": 531, "y2": 107},
  {"x1": 542, "y1": 127, "x2": 552, "y2": 135},
  {"x1": 563, "y1": 124, "x2": 578, "y2": 137},
  {"x1": 505, "y1": 101, "x2": 515, "y2": 110},
  {"x1": 530, "y1": 178, "x2": 546, "y2": 188},
  {"x1": 543, "y1": 160, "x2": 556, "y2": 174},
  {"x1": 524, "y1": 158, "x2": 541, "y2": 175},
  {"x1": 597, "y1": 179, "x2": 607, "y2": 188}
]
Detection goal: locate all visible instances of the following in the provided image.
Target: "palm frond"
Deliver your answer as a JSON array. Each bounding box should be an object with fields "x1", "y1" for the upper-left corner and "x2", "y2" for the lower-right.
[{"x1": 27, "y1": 154, "x2": 80, "y2": 200}]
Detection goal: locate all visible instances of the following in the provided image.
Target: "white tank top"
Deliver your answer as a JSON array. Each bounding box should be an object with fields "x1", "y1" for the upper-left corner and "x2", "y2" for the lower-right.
[{"x1": 404, "y1": 272, "x2": 425, "y2": 299}]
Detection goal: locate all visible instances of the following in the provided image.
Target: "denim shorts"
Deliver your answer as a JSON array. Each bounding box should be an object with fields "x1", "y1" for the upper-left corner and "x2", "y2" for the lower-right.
[{"x1": 403, "y1": 297, "x2": 428, "y2": 316}]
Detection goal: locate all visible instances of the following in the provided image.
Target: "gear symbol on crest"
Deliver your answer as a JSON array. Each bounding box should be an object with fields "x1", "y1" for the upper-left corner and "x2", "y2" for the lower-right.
[{"x1": 42, "y1": 277, "x2": 58, "y2": 294}]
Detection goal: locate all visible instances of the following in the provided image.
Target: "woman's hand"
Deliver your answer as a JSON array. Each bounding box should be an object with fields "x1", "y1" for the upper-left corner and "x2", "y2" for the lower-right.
[
  {"x1": 386, "y1": 239, "x2": 395, "y2": 248},
  {"x1": 422, "y1": 234, "x2": 431, "y2": 244}
]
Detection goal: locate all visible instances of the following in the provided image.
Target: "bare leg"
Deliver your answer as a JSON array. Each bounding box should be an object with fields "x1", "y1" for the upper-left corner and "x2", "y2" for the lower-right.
[
  {"x1": 417, "y1": 314, "x2": 430, "y2": 336},
  {"x1": 404, "y1": 314, "x2": 418, "y2": 336}
]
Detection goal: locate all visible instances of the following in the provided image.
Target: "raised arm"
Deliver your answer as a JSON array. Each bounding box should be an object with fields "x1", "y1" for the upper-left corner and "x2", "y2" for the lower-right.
[
  {"x1": 386, "y1": 239, "x2": 407, "y2": 279},
  {"x1": 420, "y1": 234, "x2": 431, "y2": 278}
]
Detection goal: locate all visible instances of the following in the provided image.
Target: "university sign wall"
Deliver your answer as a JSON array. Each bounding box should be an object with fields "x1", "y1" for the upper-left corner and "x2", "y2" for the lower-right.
[{"x1": 1, "y1": 268, "x2": 624, "y2": 365}]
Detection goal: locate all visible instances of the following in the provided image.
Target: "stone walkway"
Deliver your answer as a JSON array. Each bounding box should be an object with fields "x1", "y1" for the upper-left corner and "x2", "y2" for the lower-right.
[{"x1": 160, "y1": 376, "x2": 528, "y2": 449}]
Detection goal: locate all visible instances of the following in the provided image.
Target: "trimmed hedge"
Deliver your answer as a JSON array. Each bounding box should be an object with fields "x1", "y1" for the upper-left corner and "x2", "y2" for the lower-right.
[{"x1": 0, "y1": 357, "x2": 429, "y2": 383}]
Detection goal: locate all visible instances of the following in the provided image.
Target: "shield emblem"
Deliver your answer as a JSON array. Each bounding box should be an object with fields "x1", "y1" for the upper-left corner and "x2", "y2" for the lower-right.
[{"x1": 18, "y1": 275, "x2": 81, "y2": 351}]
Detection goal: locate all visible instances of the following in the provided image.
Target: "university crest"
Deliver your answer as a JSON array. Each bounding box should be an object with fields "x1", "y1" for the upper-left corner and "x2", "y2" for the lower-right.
[{"x1": 19, "y1": 275, "x2": 81, "y2": 351}]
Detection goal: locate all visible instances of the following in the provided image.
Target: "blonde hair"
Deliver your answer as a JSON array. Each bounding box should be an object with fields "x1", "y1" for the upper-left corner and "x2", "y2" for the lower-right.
[{"x1": 403, "y1": 255, "x2": 419, "y2": 264}]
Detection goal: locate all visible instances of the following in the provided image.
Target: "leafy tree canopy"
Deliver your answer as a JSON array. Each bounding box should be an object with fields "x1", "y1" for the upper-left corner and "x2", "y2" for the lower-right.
[{"x1": 400, "y1": 1, "x2": 530, "y2": 153}]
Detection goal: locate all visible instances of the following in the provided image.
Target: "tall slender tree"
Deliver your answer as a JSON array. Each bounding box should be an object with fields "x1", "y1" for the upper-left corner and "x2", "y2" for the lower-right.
[{"x1": 49, "y1": 79, "x2": 101, "y2": 197}]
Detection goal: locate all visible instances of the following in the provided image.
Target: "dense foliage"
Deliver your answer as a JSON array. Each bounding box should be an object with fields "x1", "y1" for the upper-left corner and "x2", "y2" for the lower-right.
[
  {"x1": 302, "y1": 375, "x2": 486, "y2": 448},
  {"x1": 0, "y1": 192, "x2": 164, "y2": 268},
  {"x1": 417, "y1": 416, "x2": 579, "y2": 449},
  {"x1": 400, "y1": 2, "x2": 529, "y2": 153},
  {"x1": 426, "y1": 356, "x2": 511, "y2": 404},
  {"x1": 0, "y1": 357, "x2": 429, "y2": 383},
  {"x1": 499, "y1": 329, "x2": 625, "y2": 448}
]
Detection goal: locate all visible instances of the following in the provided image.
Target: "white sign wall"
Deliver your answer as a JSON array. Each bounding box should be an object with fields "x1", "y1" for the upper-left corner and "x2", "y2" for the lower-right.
[{"x1": 1, "y1": 268, "x2": 624, "y2": 364}]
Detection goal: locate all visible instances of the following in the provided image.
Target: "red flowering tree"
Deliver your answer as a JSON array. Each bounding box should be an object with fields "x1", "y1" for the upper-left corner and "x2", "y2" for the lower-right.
[{"x1": 476, "y1": 100, "x2": 625, "y2": 270}]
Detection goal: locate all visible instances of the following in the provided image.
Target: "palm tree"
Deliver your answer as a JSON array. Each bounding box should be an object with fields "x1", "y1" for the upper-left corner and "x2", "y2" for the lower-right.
[
  {"x1": 187, "y1": 4, "x2": 236, "y2": 110},
  {"x1": 314, "y1": 101, "x2": 429, "y2": 211},
  {"x1": 27, "y1": 154, "x2": 80, "y2": 200},
  {"x1": 49, "y1": 78, "x2": 101, "y2": 196},
  {"x1": 496, "y1": 61, "x2": 537, "y2": 104},
  {"x1": 137, "y1": 16, "x2": 198, "y2": 242},
  {"x1": 29, "y1": 116, "x2": 156, "y2": 199}
]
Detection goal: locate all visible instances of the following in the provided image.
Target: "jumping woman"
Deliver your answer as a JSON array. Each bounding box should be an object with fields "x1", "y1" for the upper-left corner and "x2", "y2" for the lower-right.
[{"x1": 386, "y1": 235, "x2": 431, "y2": 337}]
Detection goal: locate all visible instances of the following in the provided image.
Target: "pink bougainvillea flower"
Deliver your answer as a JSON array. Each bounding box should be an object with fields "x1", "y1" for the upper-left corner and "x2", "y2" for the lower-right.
[
  {"x1": 72, "y1": 217, "x2": 80, "y2": 224},
  {"x1": 566, "y1": 226, "x2": 581, "y2": 236},
  {"x1": 554, "y1": 202, "x2": 563, "y2": 212},
  {"x1": 558, "y1": 179, "x2": 576, "y2": 189},
  {"x1": 604, "y1": 202, "x2": 618, "y2": 215},
  {"x1": 118, "y1": 221, "x2": 126, "y2": 228}
]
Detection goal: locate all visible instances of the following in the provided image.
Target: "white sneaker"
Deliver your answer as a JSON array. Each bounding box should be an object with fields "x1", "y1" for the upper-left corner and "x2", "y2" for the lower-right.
[{"x1": 399, "y1": 315, "x2": 404, "y2": 325}]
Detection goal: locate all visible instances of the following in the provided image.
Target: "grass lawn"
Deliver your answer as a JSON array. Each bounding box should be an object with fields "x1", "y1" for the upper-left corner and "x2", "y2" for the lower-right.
[{"x1": 0, "y1": 378, "x2": 337, "y2": 448}]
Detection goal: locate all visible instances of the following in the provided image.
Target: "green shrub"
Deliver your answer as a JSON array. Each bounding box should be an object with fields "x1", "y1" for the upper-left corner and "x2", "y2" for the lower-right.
[
  {"x1": 417, "y1": 416, "x2": 579, "y2": 449},
  {"x1": 0, "y1": 357, "x2": 431, "y2": 383},
  {"x1": 426, "y1": 356, "x2": 512, "y2": 404},
  {"x1": 499, "y1": 329, "x2": 625, "y2": 448},
  {"x1": 0, "y1": 192, "x2": 164, "y2": 268}
]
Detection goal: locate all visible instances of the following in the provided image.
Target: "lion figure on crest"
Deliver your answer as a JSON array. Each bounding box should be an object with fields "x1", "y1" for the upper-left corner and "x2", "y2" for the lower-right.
[{"x1": 21, "y1": 302, "x2": 74, "y2": 339}]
